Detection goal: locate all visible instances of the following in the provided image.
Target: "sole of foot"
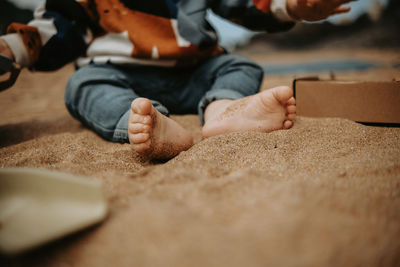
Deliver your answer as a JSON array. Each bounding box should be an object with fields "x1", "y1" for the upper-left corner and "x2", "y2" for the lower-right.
[{"x1": 202, "y1": 86, "x2": 296, "y2": 138}]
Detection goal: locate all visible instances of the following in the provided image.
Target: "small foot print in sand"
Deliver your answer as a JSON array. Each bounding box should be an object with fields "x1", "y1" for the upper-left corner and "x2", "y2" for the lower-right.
[
  {"x1": 128, "y1": 98, "x2": 194, "y2": 159},
  {"x1": 129, "y1": 86, "x2": 296, "y2": 159},
  {"x1": 202, "y1": 86, "x2": 296, "y2": 138}
]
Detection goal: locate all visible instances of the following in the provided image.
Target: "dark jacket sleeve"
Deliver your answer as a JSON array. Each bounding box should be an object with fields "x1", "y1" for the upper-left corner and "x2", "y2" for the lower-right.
[{"x1": 5, "y1": 0, "x2": 102, "y2": 71}]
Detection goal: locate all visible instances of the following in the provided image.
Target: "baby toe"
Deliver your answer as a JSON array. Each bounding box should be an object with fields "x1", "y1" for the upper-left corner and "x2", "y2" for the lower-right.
[
  {"x1": 132, "y1": 141, "x2": 151, "y2": 153},
  {"x1": 287, "y1": 113, "x2": 296, "y2": 121},
  {"x1": 129, "y1": 132, "x2": 150, "y2": 144},
  {"x1": 130, "y1": 113, "x2": 152, "y2": 125},
  {"x1": 283, "y1": 120, "x2": 293, "y2": 129},
  {"x1": 287, "y1": 97, "x2": 296, "y2": 105},
  {"x1": 286, "y1": 105, "x2": 296, "y2": 114},
  {"x1": 129, "y1": 123, "x2": 150, "y2": 134}
]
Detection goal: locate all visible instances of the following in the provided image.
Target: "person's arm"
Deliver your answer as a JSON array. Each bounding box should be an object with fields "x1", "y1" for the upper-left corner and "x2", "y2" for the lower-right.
[
  {"x1": 286, "y1": 0, "x2": 356, "y2": 21},
  {"x1": 0, "y1": 0, "x2": 101, "y2": 71},
  {"x1": 209, "y1": 0, "x2": 296, "y2": 33},
  {"x1": 210, "y1": 0, "x2": 356, "y2": 32}
]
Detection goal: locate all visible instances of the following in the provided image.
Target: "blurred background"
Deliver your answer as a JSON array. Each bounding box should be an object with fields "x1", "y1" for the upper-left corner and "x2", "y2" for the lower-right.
[{"x1": 0, "y1": 0, "x2": 399, "y2": 52}]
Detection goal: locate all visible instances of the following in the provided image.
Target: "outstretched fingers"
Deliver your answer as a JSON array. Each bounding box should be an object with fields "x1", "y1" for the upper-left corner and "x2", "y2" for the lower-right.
[
  {"x1": 333, "y1": 0, "x2": 358, "y2": 4},
  {"x1": 332, "y1": 0, "x2": 357, "y2": 12},
  {"x1": 332, "y1": 6, "x2": 351, "y2": 14}
]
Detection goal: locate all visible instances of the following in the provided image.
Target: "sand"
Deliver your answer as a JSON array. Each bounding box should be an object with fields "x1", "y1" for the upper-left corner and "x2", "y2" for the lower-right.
[{"x1": 0, "y1": 48, "x2": 400, "y2": 267}]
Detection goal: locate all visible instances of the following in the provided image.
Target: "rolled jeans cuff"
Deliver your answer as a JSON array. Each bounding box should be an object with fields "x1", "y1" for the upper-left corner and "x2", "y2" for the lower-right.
[
  {"x1": 198, "y1": 89, "x2": 245, "y2": 125},
  {"x1": 113, "y1": 109, "x2": 130, "y2": 143}
]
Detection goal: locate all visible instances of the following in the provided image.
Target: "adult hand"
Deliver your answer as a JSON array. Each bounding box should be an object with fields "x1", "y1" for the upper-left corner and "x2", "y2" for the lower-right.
[{"x1": 286, "y1": 0, "x2": 357, "y2": 21}]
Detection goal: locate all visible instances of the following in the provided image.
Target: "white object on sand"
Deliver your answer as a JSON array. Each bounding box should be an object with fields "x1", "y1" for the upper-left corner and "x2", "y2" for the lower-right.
[{"x1": 0, "y1": 168, "x2": 108, "y2": 255}]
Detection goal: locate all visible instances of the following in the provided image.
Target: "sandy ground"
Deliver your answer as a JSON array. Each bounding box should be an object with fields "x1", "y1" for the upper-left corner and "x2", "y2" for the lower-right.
[{"x1": 0, "y1": 48, "x2": 400, "y2": 267}]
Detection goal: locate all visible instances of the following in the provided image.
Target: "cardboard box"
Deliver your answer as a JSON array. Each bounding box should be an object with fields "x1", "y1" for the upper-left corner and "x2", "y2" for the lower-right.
[{"x1": 293, "y1": 77, "x2": 400, "y2": 124}]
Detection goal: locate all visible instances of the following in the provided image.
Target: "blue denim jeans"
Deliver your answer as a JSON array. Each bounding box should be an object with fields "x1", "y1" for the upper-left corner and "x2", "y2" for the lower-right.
[{"x1": 65, "y1": 54, "x2": 263, "y2": 143}]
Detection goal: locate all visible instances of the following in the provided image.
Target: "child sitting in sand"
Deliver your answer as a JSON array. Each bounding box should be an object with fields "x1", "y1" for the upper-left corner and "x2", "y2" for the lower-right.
[{"x1": 0, "y1": 0, "x2": 354, "y2": 159}]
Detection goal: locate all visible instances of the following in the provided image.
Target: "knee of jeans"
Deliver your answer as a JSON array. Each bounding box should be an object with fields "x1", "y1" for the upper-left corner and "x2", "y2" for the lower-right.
[
  {"x1": 223, "y1": 54, "x2": 264, "y2": 81},
  {"x1": 228, "y1": 54, "x2": 263, "y2": 69},
  {"x1": 251, "y1": 63, "x2": 264, "y2": 79},
  {"x1": 236, "y1": 56, "x2": 264, "y2": 80},
  {"x1": 241, "y1": 60, "x2": 264, "y2": 95},
  {"x1": 249, "y1": 65, "x2": 264, "y2": 93}
]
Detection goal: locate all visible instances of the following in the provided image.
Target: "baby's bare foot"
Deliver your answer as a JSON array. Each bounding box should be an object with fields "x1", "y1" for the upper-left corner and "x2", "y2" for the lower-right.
[
  {"x1": 128, "y1": 98, "x2": 193, "y2": 159},
  {"x1": 202, "y1": 86, "x2": 296, "y2": 138}
]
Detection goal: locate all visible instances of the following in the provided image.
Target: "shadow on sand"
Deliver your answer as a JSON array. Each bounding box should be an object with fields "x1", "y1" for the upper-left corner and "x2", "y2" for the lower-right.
[{"x1": 0, "y1": 116, "x2": 83, "y2": 148}]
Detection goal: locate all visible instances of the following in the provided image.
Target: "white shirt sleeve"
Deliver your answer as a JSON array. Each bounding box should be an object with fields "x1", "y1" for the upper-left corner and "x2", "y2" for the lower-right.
[
  {"x1": 270, "y1": 0, "x2": 297, "y2": 22},
  {"x1": 0, "y1": 33, "x2": 31, "y2": 67}
]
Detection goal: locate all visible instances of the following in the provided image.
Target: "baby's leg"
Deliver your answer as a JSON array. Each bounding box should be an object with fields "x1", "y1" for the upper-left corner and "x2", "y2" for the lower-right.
[
  {"x1": 192, "y1": 54, "x2": 296, "y2": 137},
  {"x1": 202, "y1": 86, "x2": 296, "y2": 137},
  {"x1": 65, "y1": 64, "x2": 137, "y2": 143},
  {"x1": 65, "y1": 64, "x2": 193, "y2": 159},
  {"x1": 129, "y1": 98, "x2": 193, "y2": 159}
]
